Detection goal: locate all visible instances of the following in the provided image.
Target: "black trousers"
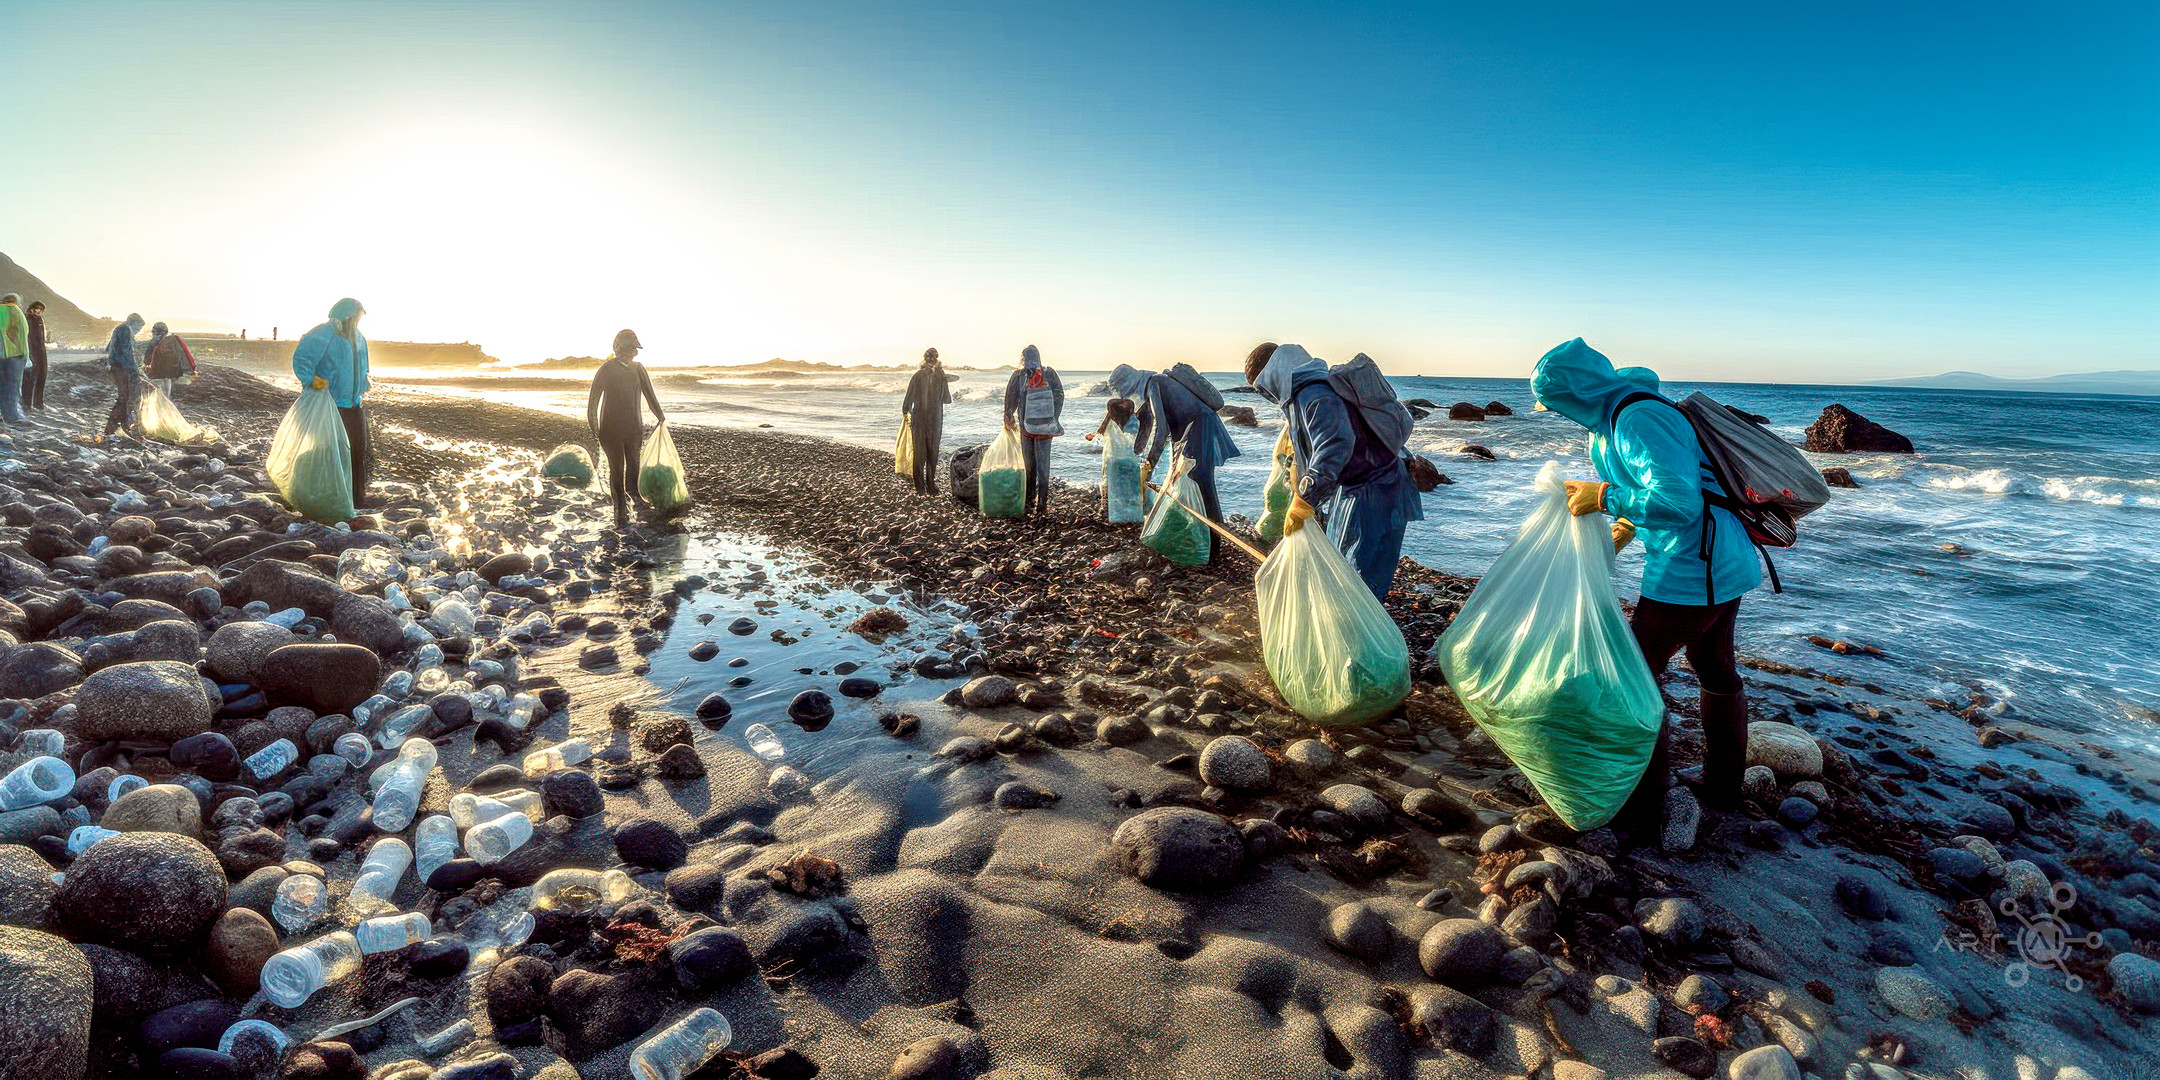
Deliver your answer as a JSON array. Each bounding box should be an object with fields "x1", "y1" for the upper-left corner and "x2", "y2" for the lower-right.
[
  {"x1": 338, "y1": 405, "x2": 372, "y2": 504},
  {"x1": 1619, "y1": 597, "x2": 1745, "y2": 828},
  {"x1": 21, "y1": 355, "x2": 45, "y2": 411},
  {"x1": 1022, "y1": 437, "x2": 1052, "y2": 515},
  {"x1": 104, "y1": 368, "x2": 141, "y2": 436},
  {"x1": 911, "y1": 426, "x2": 939, "y2": 493},
  {"x1": 602, "y1": 437, "x2": 641, "y2": 523}
]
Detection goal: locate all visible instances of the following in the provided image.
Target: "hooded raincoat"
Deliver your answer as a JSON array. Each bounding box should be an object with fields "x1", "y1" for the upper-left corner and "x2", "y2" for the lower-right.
[
  {"x1": 1530, "y1": 338, "x2": 1761, "y2": 606},
  {"x1": 1254, "y1": 345, "x2": 1423, "y2": 597},
  {"x1": 291, "y1": 303, "x2": 371, "y2": 409},
  {"x1": 904, "y1": 361, "x2": 952, "y2": 449},
  {"x1": 1112, "y1": 364, "x2": 1241, "y2": 473}
]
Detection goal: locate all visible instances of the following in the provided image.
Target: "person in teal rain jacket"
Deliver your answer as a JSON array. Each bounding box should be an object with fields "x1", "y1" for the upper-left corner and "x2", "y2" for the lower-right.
[
  {"x1": 1245, "y1": 342, "x2": 1422, "y2": 598},
  {"x1": 1531, "y1": 337, "x2": 1762, "y2": 839},
  {"x1": 1108, "y1": 363, "x2": 1241, "y2": 528},
  {"x1": 290, "y1": 298, "x2": 373, "y2": 505}
]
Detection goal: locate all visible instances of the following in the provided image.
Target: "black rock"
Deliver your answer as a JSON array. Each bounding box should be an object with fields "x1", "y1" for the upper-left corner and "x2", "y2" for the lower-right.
[
  {"x1": 1652, "y1": 1036, "x2": 1716, "y2": 1078},
  {"x1": 472, "y1": 717, "x2": 526, "y2": 756},
  {"x1": 170, "y1": 733, "x2": 241, "y2": 783},
  {"x1": 435, "y1": 1053, "x2": 519, "y2": 1080},
  {"x1": 255, "y1": 791, "x2": 295, "y2": 828},
  {"x1": 837, "y1": 677, "x2": 881, "y2": 699},
  {"x1": 540, "y1": 769, "x2": 605, "y2": 818},
  {"x1": 142, "y1": 999, "x2": 239, "y2": 1054},
  {"x1": 667, "y1": 926, "x2": 756, "y2": 992},
  {"x1": 1834, "y1": 875, "x2": 1890, "y2": 921},
  {"x1": 428, "y1": 693, "x2": 474, "y2": 732},
  {"x1": 158, "y1": 1047, "x2": 244, "y2": 1080},
  {"x1": 664, "y1": 863, "x2": 729, "y2": 911},
  {"x1": 426, "y1": 859, "x2": 486, "y2": 892},
  {"x1": 728, "y1": 617, "x2": 758, "y2": 635},
  {"x1": 788, "y1": 690, "x2": 835, "y2": 730},
  {"x1": 695, "y1": 693, "x2": 732, "y2": 727},
  {"x1": 613, "y1": 819, "x2": 688, "y2": 869},
  {"x1": 467, "y1": 763, "x2": 528, "y2": 794},
  {"x1": 688, "y1": 640, "x2": 720, "y2": 662},
  {"x1": 407, "y1": 937, "x2": 470, "y2": 979},
  {"x1": 307, "y1": 837, "x2": 343, "y2": 861}
]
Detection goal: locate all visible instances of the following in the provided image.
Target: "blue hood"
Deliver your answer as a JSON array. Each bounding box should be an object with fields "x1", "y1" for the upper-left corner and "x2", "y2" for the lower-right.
[
  {"x1": 1108, "y1": 364, "x2": 1148, "y2": 400},
  {"x1": 1252, "y1": 343, "x2": 1328, "y2": 404},
  {"x1": 1531, "y1": 339, "x2": 1660, "y2": 435}
]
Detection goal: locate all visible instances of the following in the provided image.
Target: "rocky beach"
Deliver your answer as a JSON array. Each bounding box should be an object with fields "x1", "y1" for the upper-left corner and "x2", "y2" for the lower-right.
[{"x1": 1, "y1": 356, "x2": 2157, "y2": 1080}]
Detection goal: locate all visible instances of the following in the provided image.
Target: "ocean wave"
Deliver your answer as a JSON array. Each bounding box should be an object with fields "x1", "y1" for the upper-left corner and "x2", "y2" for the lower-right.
[
  {"x1": 1924, "y1": 468, "x2": 2160, "y2": 507},
  {"x1": 1077, "y1": 379, "x2": 1112, "y2": 396},
  {"x1": 957, "y1": 388, "x2": 995, "y2": 402}
]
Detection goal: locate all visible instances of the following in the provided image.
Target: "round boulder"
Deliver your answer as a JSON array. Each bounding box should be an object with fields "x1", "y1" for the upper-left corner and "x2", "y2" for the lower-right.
[
  {"x1": 612, "y1": 819, "x2": 688, "y2": 870},
  {"x1": 54, "y1": 832, "x2": 227, "y2": 953},
  {"x1": 1418, "y1": 919, "x2": 1506, "y2": 988},
  {"x1": 71, "y1": 661, "x2": 214, "y2": 742},
  {"x1": 1110, "y1": 807, "x2": 1244, "y2": 892},
  {"x1": 131, "y1": 620, "x2": 204, "y2": 666},
  {"x1": 101, "y1": 784, "x2": 205, "y2": 839},
  {"x1": 0, "y1": 925, "x2": 92, "y2": 1080},
  {"x1": 203, "y1": 908, "x2": 278, "y2": 998},
  {"x1": 1746, "y1": 722, "x2": 1824, "y2": 777},
  {"x1": 0, "y1": 844, "x2": 60, "y2": 930},
  {"x1": 0, "y1": 642, "x2": 85, "y2": 698},
  {"x1": 258, "y1": 643, "x2": 382, "y2": 715},
  {"x1": 1198, "y1": 736, "x2": 1271, "y2": 791}
]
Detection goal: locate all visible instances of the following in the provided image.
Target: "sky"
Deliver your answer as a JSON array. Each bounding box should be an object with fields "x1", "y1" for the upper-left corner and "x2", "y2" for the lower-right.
[{"x1": 5, "y1": 0, "x2": 2155, "y2": 380}]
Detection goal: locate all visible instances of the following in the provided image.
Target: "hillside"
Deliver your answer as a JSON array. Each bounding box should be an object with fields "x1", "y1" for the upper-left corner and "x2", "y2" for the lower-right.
[
  {"x1": 1874, "y1": 369, "x2": 2160, "y2": 398},
  {"x1": 0, "y1": 251, "x2": 105, "y2": 342}
]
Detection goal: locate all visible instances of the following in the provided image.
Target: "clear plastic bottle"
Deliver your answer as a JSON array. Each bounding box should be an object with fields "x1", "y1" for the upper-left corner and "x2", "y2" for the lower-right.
[
  {"x1": 263, "y1": 607, "x2": 307, "y2": 628},
  {"x1": 67, "y1": 824, "x2": 119, "y2": 854},
  {"x1": 465, "y1": 811, "x2": 533, "y2": 865},
  {"x1": 384, "y1": 581, "x2": 412, "y2": 611},
  {"x1": 630, "y1": 1008, "x2": 734, "y2": 1080},
  {"x1": 105, "y1": 773, "x2": 148, "y2": 804},
  {"x1": 382, "y1": 668, "x2": 416, "y2": 699},
  {"x1": 743, "y1": 724, "x2": 785, "y2": 763},
  {"x1": 345, "y1": 838, "x2": 413, "y2": 915},
  {"x1": 414, "y1": 815, "x2": 459, "y2": 882},
  {"x1": 529, "y1": 868, "x2": 635, "y2": 912},
  {"x1": 448, "y1": 792, "x2": 518, "y2": 831},
  {"x1": 768, "y1": 765, "x2": 811, "y2": 799},
  {"x1": 14, "y1": 728, "x2": 64, "y2": 758},
  {"x1": 0, "y1": 756, "x2": 75, "y2": 812},
  {"x1": 353, "y1": 693, "x2": 394, "y2": 725},
  {"x1": 272, "y1": 874, "x2": 329, "y2": 932},
  {"x1": 504, "y1": 692, "x2": 540, "y2": 731},
  {"x1": 370, "y1": 740, "x2": 436, "y2": 832},
  {"x1": 335, "y1": 732, "x2": 375, "y2": 768},
  {"x1": 412, "y1": 643, "x2": 444, "y2": 671},
  {"x1": 244, "y1": 738, "x2": 300, "y2": 781},
  {"x1": 374, "y1": 704, "x2": 434, "y2": 749},
  {"x1": 430, "y1": 597, "x2": 477, "y2": 637},
  {"x1": 417, "y1": 1018, "x2": 473, "y2": 1057},
  {"x1": 217, "y1": 1019, "x2": 290, "y2": 1059},
  {"x1": 415, "y1": 665, "x2": 451, "y2": 695},
  {"x1": 260, "y1": 931, "x2": 363, "y2": 1008},
  {"x1": 354, "y1": 911, "x2": 432, "y2": 953},
  {"x1": 522, "y1": 739, "x2": 591, "y2": 775},
  {"x1": 307, "y1": 754, "x2": 351, "y2": 780},
  {"x1": 369, "y1": 737, "x2": 438, "y2": 792},
  {"x1": 494, "y1": 788, "x2": 544, "y2": 820}
]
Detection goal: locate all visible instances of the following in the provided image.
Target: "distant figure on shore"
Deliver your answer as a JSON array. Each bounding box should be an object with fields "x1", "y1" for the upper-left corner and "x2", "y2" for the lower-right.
[
  {"x1": 21, "y1": 300, "x2": 48, "y2": 413},
  {"x1": 901, "y1": 347, "x2": 951, "y2": 495},
  {"x1": 144, "y1": 321, "x2": 198, "y2": 398},
  {"x1": 102, "y1": 313, "x2": 148, "y2": 441},
  {"x1": 1002, "y1": 345, "x2": 1064, "y2": 516},
  {"x1": 1532, "y1": 337, "x2": 1763, "y2": 841},
  {"x1": 291, "y1": 299, "x2": 373, "y2": 505},
  {"x1": 586, "y1": 329, "x2": 666, "y2": 528},
  {"x1": 1110, "y1": 363, "x2": 1242, "y2": 531},
  {"x1": 1245, "y1": 342, "x2": 1423, "y2": 597},
  {"x1": 0, "y1": 294, "x2": 27, "y2": 424}
]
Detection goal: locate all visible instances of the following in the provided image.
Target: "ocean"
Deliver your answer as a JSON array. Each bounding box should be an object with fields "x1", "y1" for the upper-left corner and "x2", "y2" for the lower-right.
[{"x1": 368, "y1": 361, "x2": 2160, "y2": 769}]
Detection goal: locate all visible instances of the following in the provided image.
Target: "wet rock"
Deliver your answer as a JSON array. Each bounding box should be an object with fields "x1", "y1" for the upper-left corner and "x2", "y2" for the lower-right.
[
  {"x1": 0, "y1": 642, "x2": 85, "y2": 698},
  {"x1": 1483, "y1": 400, "x2": 1514, "y2": 416},
  {"x1": 1218, "y1": 404, "x2": 1259, "y2": 427},
  {"x1": 668, "y1": 926, "x2": 755, "y2": 992},
  {"x1": 1419, "y1": 919, "x2": 1505, "y2": 988},
  {"x1": 1834, "y1": 876, "x2": 1889, "y2": 920},
  {"x1": 259, "y1": 643, "x2": 381, "y2": 715},
  {"x1": 1634, "y1": 897, "x2": 1707, "y2": 947},
  {"x1": 1318, "y1": 784, "x2": 1391, "y2": 833},
  {"x1": 728, "y1": 617, "x2": 758, "y2": 635},
  {"x1": 1111, "y1": 808, "x2": 1244, "y2": 892},
  {"x1": 613, "y1": 818, "x2": 688, "y2": 870},
  {"x1": 789, "y1": 690, "x2": 836, "y2": 728},
  {"x1": 960, "y1": 675, "x2": 1017, "y2": 709},
  {"x1": 695, "y1": 693, "x2": 733, "y2": 726},
  {"x1": 1459, "y1": 444, "x2": 1496, "y2": 461},
  {"x1": 142, "y1": 998, "x2": 238, "y2": 1055},
  {"x1": 2109, "y1": 952, "x2": 2160, "y2": 1014},
  {"x1": 1323, "y1": 901, "x2": 1396, "y2": 961},
  {"x1": 1651, "y1": 1035, "x2": 1715, "y2": 1078},
  {"x1": 1776, "y1": 796, "x2": 1819, "y2": 829},
  {"x1": 1673, "y1": 973, "x2": 1727, "y2": 1013},
  {"x1": 1820, "y1": 466, "x2": 1859, "y2": 489},
  {"x1": 1197, "y1": 736, "x2": 1270, "y2": 791},
  {"x1": 0, "y1": 925, "x2": 90, "y2": 1080},
  {"x1": 1448, "y1": 402, "x2": 1487, "y2": 421},
  {"x1": 103, "y1": 783, "x2": 206, "y2": 838},
  {"x1": 55, "y1": 832, "x2": 226, "y2": 953},
  {"x1": 70, "y1": 660, "x2": 214, "y2": 741},
  {"x1": 407, "y1": 937, "x2": 469, "y2": 979},
  {"x1": 1804, "y1": 404, "x2": 1913, "y2": 454},
  {"x1": 1874, "y1": 966, "x2": 1953, "y2": 1019},
  {"x1": 1409, "y1": 983, "x2": 1495, "y2": 1055},
  {"x1": 203, "y1": 907, "x2": 277, "y2": 997},
  {"x1": 838, "y1": 676, "x2": 882, "y2": 699},
  {"x1": 1746, "y1": 722, "x2": 1823, "y2": 777}
]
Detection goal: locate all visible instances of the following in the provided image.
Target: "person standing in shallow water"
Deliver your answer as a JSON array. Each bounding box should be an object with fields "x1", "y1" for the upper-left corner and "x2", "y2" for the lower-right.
[
  {"x1": 291, "y1": 299, "x2": 373, "y2": 505},
  {"x1": 1002, "y1": 344, "x2": 1064, "y2": 517},
  {"x1": 901, "y1": 347, "x2": 951, "y2": 495},
  {"x1": 587, "y1": 329, "x2": 666, "y2": 529},
  {"x1": 1530, "y1": 337, "x2": 1763, "y2": 842}
]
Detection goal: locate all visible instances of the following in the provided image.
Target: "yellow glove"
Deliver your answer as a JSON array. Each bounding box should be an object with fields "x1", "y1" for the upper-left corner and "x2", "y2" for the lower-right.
[
  {"x1": 309, "y1": 376, "x2": 329, "y2": 391},
  {"x1": 1283, "y1": 498, "x2": 1316, "y2": 536},
  {"x1": 1612, "y1": 519, "x2": 1636, "y2": 553},
  {"x1": 1140, "y1": 461, "x2": 1154, "y2": 490},
  {"x1": 1564, "y1": 480, "x2": 1609, "y2": 517}
]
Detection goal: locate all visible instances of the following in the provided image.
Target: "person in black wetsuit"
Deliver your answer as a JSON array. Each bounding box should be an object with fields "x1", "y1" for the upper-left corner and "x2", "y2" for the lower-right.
[
  {"x1": 901, "y1": 347, "x2": 951, "y2": 495},
  {"x1": 586, "y1": 329, "x2": 666, "y2": 528}
]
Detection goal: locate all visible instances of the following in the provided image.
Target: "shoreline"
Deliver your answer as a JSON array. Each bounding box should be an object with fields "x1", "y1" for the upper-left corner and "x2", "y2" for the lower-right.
[{"x1": 1, "y1": 359, "x2": 2155, "y2": 1079}]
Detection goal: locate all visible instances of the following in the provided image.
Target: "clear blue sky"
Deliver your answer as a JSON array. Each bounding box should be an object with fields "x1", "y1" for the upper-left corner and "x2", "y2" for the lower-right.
[{"x1": 8, "y1": 0, "x2": 2155, "y2": 379}]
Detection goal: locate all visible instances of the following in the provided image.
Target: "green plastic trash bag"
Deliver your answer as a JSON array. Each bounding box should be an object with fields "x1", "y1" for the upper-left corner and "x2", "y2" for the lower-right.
[
  {"x1": 1437, "y1": 462, "x2": 1664, "y2": 830},
  {"x1": 541, "y1": 443, "x2": 594, "y2": 486},
  {"x1": 638, "y1": 422, "x2": 691, "y2": 511},
  {"x1": 1256, "y1": 521, "x2": 1411, "y2": 727},
  {"x1": 978, "y1": 427, "x2": 1027, "y2": 519},
  {"x1": 1100, "y1": 424, "x2": 1144, "y2": 524},
  {"x1": 140, "y1": 382, "x2": 216, "y2": 445},
  {"x1": 265, "y1": 388, "x2": 354, "y2": 524},
  {"x1": 1139, "y1": 457, "x2": 1211, "y2": 566},
  {"x1": 1257, "y1": 425, "x2": 1296, "y2": 543},
  {"x1": 894, "y1": 414, "x2": 915, "y2": 477}
]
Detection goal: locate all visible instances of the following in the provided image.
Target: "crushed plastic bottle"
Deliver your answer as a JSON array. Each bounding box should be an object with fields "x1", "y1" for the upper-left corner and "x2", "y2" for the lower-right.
[
  {"x1": 306, "y1": 754, "x2": 351, "y2": 780},
  {"x1": 768, "y1": 765, "x2": 811, "y2": 799},
  {"x1": 67, "y1": 825, "x2": 119, "y2": 855},
  {"x1": 374, "y1": 704, "x2": 434, "y2": 750},
  {"x1": 465, "y1": 811, "x2": 533, "y2": 865},
  {"x1": 630, "y1": 1008, "x2": 734, "y2": 1080},
  {"x1": 418, "y1": 1018, "x2": 474, "y2": 1057},
  {"x1": 743, "y1": 724, "x2": 785, "y2": 763},
  {"x1": 429, "y1": 597, "x2": 477, "y2": 637},
  {"x1": 529, "y1": 868, "x2": 635, "y2": 912},
  {"x1": 521, "y1": 739, "x2": 590, "y2": 775},
  {"x1": 504, "y1": 692, "x2": 540, "y2": 731},
  {"x1": 0, "y1": 756, "x2": 75, "y2": 812},
  {"x1": 345, "y1": 838, "x2": 413, "y2": 915},
  {"x1": 260, "y1": 931, "x2": 363, "y2": 1008},
  {"x1": 493, "y1": 788, "x2": 544, "y2": 820},
  {"x1": 272, "y1": 874, "x2": 329, "y2": 932},
  {"x1": 244, "y1": 738, "x2": 299, "y2": 781},
  {"x1": 105, "y1": 773, "x2": 148, "y2": 804},
  {"x1": 369, "y1": 737, "x2": 438, "y2": 792},
  {"x1": 352, "y1": 693, "x2": 394, "y2": 725},
  {"x1": 415, "y1": 665, "x2": 451, "y2": 695},
  {"x1": 382, "y1": 668, "x2": 416, "y2": 699},
  {"x1": 355, "y1": 911, "x2": 432, "y2": 953},
  {"x1": 414, "y1": 815, "x2": 459, "y2": 883},
  {"x1": 447, "y1": 792, "x2": 519, "y2": 830},
  {"x1": 335, "y1": 732, "x2": 375, "y2": 768},
  {"x1": 15, "y1": 729, "x2": 64, "y2": 758},
  {"x1": 217, "y1": 1019, "x2": 290, "y2": 1060},
  {"x1": 370, "y1": 744, "x2": 433, "y2": 833}
]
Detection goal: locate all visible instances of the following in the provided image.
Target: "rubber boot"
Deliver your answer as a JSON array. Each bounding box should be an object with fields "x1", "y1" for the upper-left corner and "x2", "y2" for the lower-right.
[
  {"x1": 1699, "y1": 689, "x2": 1748, "y2": 811},
  {"x1": 1613, "y1": 717, "x2": 1672, "y2": 846}
]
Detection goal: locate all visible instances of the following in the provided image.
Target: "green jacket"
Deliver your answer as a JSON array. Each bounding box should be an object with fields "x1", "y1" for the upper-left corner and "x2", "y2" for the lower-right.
[{"x1": 0, "y1": 303, "x2": 26, "y2": 360}]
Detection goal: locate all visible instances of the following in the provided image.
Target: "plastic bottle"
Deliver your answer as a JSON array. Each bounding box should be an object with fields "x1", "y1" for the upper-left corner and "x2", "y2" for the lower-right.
[
  {"x1": 263, "y1": 607, "x2": 307, "y2": 628},
  {"x1": 345, "y1": 838, "x2": 413, "y2": 915},
  {"x1": 67, "y1": 825, "x2": 119, "y2": 854},
  {"x1": 417, "y1": 1018, "x2": 473, "y2": 1057},
  {"x1": 430, "y1": 597, "x2": 477, "y2": 637},
  {"x1": 495, "y1": 788, "x2": 544, "y2": 820},
  {"x1": 630, "y1": 1008, "x2": 734, "y2": 1080},
  {"x1": 370, "y1": 740, "x2": 436, "y2": 832},
  {"x1": 414, "y1": 815, "x2": 459, "y2": 882},
  {"x1": 272, "y1": 874, "x2": 329, "y2": 932},
  {"x1": 14, "y1": 728, "x2": 64, "y2": 758},
  {"x1": 259, "y1": 931, "x2": 363, "y2": 1008},
  {"x1": 217, "y1": 1019, "x2": 290, "y2": 1059},
  {"x1": 522, "y1": 739, "x2": 590, "y2": 775},
  {"x1": 335, "y1": 732, "x2": 375, "y2": 768},
  {"x1": 306, "y1": 754, "x2": 352, "y2": 780},
  {"x1": 448, "y1": 792, "x2": 518, "y2": 831},
  {"x1": 415, "y1": 665, "x2": 451, "y2": 695},
  {"x1": 465, "y1": 811, "x2": 533, "y2": 865},
  {"x1": 0, "y1": 756, "x2": 75, "y2": 812},
  {"x1": 768, "y1": 765, "x2": 811, "y2": 799},
  {"x1": 355, "y1": 911, "x2": 432, "y2": 953},
  {"x1": 369, "y1": 737, "x2": 439, "y2": 792},
  {"x1": 504, "y1": 693, "x2": 540, "y2": 731},
  {"x1": 743, "y1": 724, "x2": 785, "y2": 763},
  {"x1": 529, "y1": 868, "x2": 635, "y2": 912},
  {"x1": 382, "y1": 668, "x2": 416, "y2": 699},
  {"x1": 244, "y1": 738, "x2": 299, "y2": 781},
  {"x1": 374, "y1": 704, "x2": 434, "y2": 749},
  {"x1": 105, "y1": 773, "x2": 148, "y2": 804},
  {"x1": 353, "y1": 693, "x2": 394, "y2": 725}
]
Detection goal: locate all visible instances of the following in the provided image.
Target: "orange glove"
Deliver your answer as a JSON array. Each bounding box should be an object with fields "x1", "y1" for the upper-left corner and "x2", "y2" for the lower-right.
[
  {"x1": 1564, "y1": 480, "x2": 1608, "y2": 517},
  {"x1": 1612, "y1": 519, "x2": 1636, "y2": 552},
  {"x1": 1282, "y1": 498, "x2": 1316, "y2": 536},
  {"x1": 309, "y1": 376, "x2": 330, "y2": 391}
]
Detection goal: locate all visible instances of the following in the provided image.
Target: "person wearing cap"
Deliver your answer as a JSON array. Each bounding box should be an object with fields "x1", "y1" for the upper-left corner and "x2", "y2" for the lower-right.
[
  {"x1": 143, "y1": 321, "x2": 198, "y2": 399},
  {"x1": 586, "y1": 329, "x2": 666, "y2": 528},
  {"x1": 291, "y1": 298, "x2": 373, "y2": 503},
  {"x1": 1001, "y1": 344, "x2": 1065, "y2": 517},
  {"x1": 21, "y1": 300, "x2": 49, "y2": 413},
  {"x1": 0, "y1": 294, "x2": 26, "y2": 424},
  {"x1": 901, "y1": 347, "x2": 952, "y2": 495},
  {"x1": 101, "y1": 313, "x2": 149, "y2": 441}
]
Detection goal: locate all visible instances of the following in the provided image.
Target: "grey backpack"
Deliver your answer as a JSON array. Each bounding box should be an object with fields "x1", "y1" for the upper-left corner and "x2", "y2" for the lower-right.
[
  {"x1": 1164, "y1": 363, "x2": 1224, "y2": 411},
  {"x1": 1324, "y1": 353, "x2": 1416, "y2": 455}
]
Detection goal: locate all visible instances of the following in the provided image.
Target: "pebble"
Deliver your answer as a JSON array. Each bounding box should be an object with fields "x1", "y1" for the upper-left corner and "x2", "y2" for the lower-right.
[
  {"x1": 695, "y1": 693, "x2": 733, "y2": 726},
  {"x1": 1745, "y1": 721, "x2": 1824, "y2": 777},
  {"x1": 1673, "y1": 973, "x2": 1727, "y2": 1013},
  {"x1": 1096, "y1": 715, "x2": 1150, "y2": 746},
  {"x1": 1111, "y1": 807, "x2": 1244, "y2": 892},
  {"x1": 71, "y1": 660, "x2": 215, "y2": 741},
  {"x1": 992, "y1": 781, "x2": 1058, "y2": 810},
  {"x1": 1318, "y1": 784, "x2": 1391, "y2": 833},
  {"x1": 407, "y1": 938, "x2": 470, "y2": 979},
  {"x1": 1196, "y1": 736, "x2": 1270, "y2": 790},
  {"x1": 1418, "y1": 918, "x2": 1505, "y2": 988},
  {"x1": 838, "y1": 676, "x2": 882, "y2": 698},
  {"x1": 1281, "y1": 738, "x2": 1335, "y2": 777},
  {"x1": 1834, "y1": 875, "x2": 1890, "y2": 920},
  {"x1": 2109, "y1": 952, "x2": 2160, "y2": 1014},
  {"x1": 1409, "y1": 983, "x2": 1495, "y2": 1055},
  {"x1": 1324, "y1": 901, "x2": 1396, "y2": 961},
  {"x1": 667, "y1": 927, "x2": 756, "y2": 992},
  {"x1": 1662, "y1": 787, "x2": 1701, "y2": 852},
  {"x1": 1651, "y1": 1035, "x2": 1716, "y2": 1078},
  {"x1": 1873, "y1": 966, "x2": 1954, "y2": 1019},
  {"x1": 102, "y1": 783, "x2": 205, "y2": 838},
  {"x1": 789, "y1": 689, "x2": 835, "y2": 728},
  {"x1": 1776, "y1": 796, "x2": 1819, "y2": 829},
  {"x1": 1634, "y1": 897, "x2": 1707, "y2": 947},
  {"x1": 613, "y1": 819, "x2": 689, "y2": 870},
  {"x1": 960, "y1": 675, "x2": 1017, "y2": 708}
]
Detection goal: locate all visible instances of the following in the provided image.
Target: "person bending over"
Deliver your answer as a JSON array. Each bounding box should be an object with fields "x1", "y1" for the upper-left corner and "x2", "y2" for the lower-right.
[{"x1": 1109, "y1": 363, "x2": 1241, "y2": 529}]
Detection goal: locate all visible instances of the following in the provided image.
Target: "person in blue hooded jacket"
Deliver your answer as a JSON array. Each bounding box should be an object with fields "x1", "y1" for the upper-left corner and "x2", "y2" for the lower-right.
[
  {"x1": 1001, "y1": 345, "x2": 1064, "y2": 516},
  {"x1": 1244, "y1": 342, "x2": 1423, "y2": 598},
  {"x1": 101, "y1": 313, "x2": 147, "y2": 442},
  {"x1": 1531, "y1": 337, "x2": 1763, "y2": 835},
  {"x1": 291, "y1": 298, "x2": 373, "y2": 505},
  {"x1": 1108, "y1": 363, "x2": 1241, "y2": 528}
]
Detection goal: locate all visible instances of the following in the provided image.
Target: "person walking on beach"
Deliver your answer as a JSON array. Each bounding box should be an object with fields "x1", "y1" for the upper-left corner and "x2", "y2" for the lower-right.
[
  {"x1": 586, "y1": 329, "x2": 666, "y2": 528},
  {"x1": 291, "y1": 298, "x2": 373, "y2": 505},
  {"x1": 1531, "y1": 337, "x2": 1762, "y2": 840},
  {"x1": 1245, "y1": 342, "x2": 1423, "y2": 598},
  {"x1": 21, "y1": 300, "x2": 48, "y2": 413},
  {"x1": 0, "y1": 294, "x2": 27, "y2": 424},
  {"x1": 102, "y1": 313, "x2": 148, "y2": 442},
  {"x1": 902, "y1": 347, "x2": 951, "y2": 495},
  {"x1": 143, "y1": 321, "x2": 198, "y2": 398},
  {"x1": 1002, "y1": 345, "x2": 1065, "y2": 517},
  {"x1": 1109, "y1": 363, "x2": 1242, "y2": 528}
]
